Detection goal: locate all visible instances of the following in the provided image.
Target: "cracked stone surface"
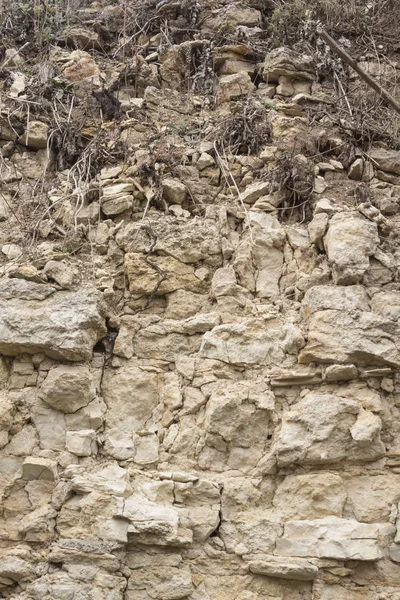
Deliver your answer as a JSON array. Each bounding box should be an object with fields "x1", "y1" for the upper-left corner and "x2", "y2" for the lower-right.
[{"x1": 2, "y1": 2, "x2": 400, "y2": 599}]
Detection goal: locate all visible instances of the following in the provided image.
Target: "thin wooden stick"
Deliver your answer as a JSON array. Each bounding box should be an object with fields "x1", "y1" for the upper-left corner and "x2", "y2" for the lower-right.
[{"x1": 318, "y1": 26, "x2": 400, "y2": 116}]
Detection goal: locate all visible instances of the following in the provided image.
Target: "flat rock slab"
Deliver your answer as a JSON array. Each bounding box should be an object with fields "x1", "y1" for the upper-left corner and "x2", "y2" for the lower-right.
[
  {"x1": 0, "y1": 279, "x2": 106, "y2": 361},
  {"x1": 299, "y1": 309, "x2": 400, "y2": 368},
  {"x1": 199, "y1": 319, "x2": 304, "y2": 366},
  {"x1": 275, "y1": 516, "x2": 395, "y2": 561},
  {"x1": 248, "y1": 559, "x2": 318, "y2": 581}
]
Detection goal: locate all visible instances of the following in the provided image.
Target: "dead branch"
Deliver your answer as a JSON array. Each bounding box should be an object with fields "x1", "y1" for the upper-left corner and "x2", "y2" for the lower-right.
[
  {"x1": 318, "y1": 26, "x2": 400, "y2": 116},
  {"x1": 140, "y1": 224, "x2": 166, "y2": 310}
]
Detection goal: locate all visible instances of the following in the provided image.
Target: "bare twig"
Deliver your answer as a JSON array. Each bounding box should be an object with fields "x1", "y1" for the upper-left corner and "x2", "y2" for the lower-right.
[{"x1": 140, "y1": 224, "x2": 166, "y2": 310}]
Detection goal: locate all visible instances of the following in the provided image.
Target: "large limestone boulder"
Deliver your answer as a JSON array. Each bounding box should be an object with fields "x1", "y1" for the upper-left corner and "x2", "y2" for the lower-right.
[
  {"x1": 273, "y1": 391, "x2": 384, "y2": 467},
  {"x1": 200, "y1": 381, "x2": 275, "y2": 471},
  {"x1": 38, "y1": 365, "x2": 95, "y2": 413},
  {"x1": 300, "y1": 285, "x2": 400, "y2": 367},
  {"x1": 124, "y1": 253, "x2": 202, "y2": 296},
  {"x1": 324, "y1": 213, "x2": 379, "y2": 284},
  {"x1": 200, "y1": 318, "x2": 304, "y2": 366},
  {"x1": 299, "y1": 308, "x2": 400, "y2": 367},
  {"x1": 273, "y1": 473, "x2": 346, "y2": 520},
  {"x1": 302, "y1": 284, "x2": 370, "y2": 315},
  {"x1": 261, "y1": 48, "x2": 315, "y2": 83},
  {"x1": 247, "y1": 211, "x2": 286, "y2": 299},
  {"x1": 116, "y1": 218, "x2": 222, "y2": 264},
  {"x1": 276, "y1": 516, "x2": 395, "y2": 561},
  {"x1": 102, "y1": 361, "x2": 161, "y2": 459},
  {"x1": 0, "y1": 279, "x2": 106, "y2": 361}
]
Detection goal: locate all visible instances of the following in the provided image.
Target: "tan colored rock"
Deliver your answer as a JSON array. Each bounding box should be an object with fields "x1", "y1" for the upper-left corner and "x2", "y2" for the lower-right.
[
  {"x1": 273, "y1": 473, "x2": 346, "y2": 520},
  {"x1": 65, "y1": 430, "x2": 96, "y2": 456},
  {"x1": 63, "y1": 27, "x2": 102, "y2": 50},
  {"x1": 39, "y1": 365, "x2": 95, "y2": 413},
  {"x1": 204, "y1": 6, "x2": 261, "y2": 30},
  {"x1": 217, "y1": 72, "x2": 255, "y2": 103},
  {"x1": 133, "y1": 325, "x2": 203, "y2": 362},
  {"x1": 127, "y1": 564, "x2": 193, "y2": 599},
  {"x1": 22, "y1": 456, "x2": 57, "y2": 481},
  {"x1": 165, "y1": 290, "x2": 210, "y2": 320},
  {"x1": 308, "y1": 212, "x2": 329, "y2": 245},
  {"x1": 102, "y1": 362, "x2": 160, "y2": 459},
  {"x1": 345, "y1": 474, "x2": 400, "y2": 523},
  {"x1": 248, "y1": 559, "x2": 318, "y2": 581},
  {"x1": 102, "y1": 195, "x2": 132, "y2": 216},
  {"x1": 261, "y1": 48, "x2": 315, "y2": 83},
  {"x1": 32, "y1": 402, "x2": 66, "y2": 451},
  {"x1": 19, "y1": 121, "x2": 49, "y2": 150},
  {"x1": 0, "y1": 280, "x2": 106, "y2": 361},
  {"x1": 348, "y1": 158, "x2": 374, "y2": 181},
  {"x1": 325, "y1": 213, "x2": 379, "y2": 284},
  {"x1": 299, "y1": 309, "x2": 400, "y2": 367},
  {"x1": 200, "y1": 318, "x2": 304, "y2": 366},
  {"x1": 9, "y1": 72, "x2": 25, "y2": 97},
  {"x1": 220, "y1": 508, "x2": 281, "y2": 555},
  {"x1": 325, "y1": 364, "x2": 358, "y2": 381},
  {"x1": 4, "y1": 47, "x2": 24, "y2": 67},
  {"x1": 222, "y1": 6, "x2": 261, "y2": 26},
  {"x1": 67, "y1": 463, "x2": 130, "y2": 496},
  {"x1": 0, "y1": 555, "x2": 34, "y2": 582},
  {"x1": 117, "y1": 217, "x2": 222, "y2": 264},
  {"x1": 241, "y1": 181, "x2": 270, "y2": 204},
  {"x1": 202, "y1": 381, "x2": 274, "y2": 467},
  {"x1": 101, "y1": 182, "x2": 134, "y2": 215},
  {"x1": 302, "y1": 285, "x2": 369, "y2": 315},
  {"x1": 276, "y1": 517, "x2": 394, "y2": 561},
  {"x1": 350, "y1": 409, "x2": 382, "y2": 444},
  {"x1": 197, "y1": 152, "x2": 215, "y2": 170},
  {"x1": 0, "y1": 116, "x2": 18, "y2": 141},
  {"x1": 315, "y1": 197, "x2": 335, "y2": 215},
  {"x1": 43, "y1": 260, "x2": 77, "y2": 289},
  {"x1": 274, "y1": 391, "x2": 384, "y2": 467},
  {"x1": 124, "y1": 253, "x2": 202, "y2": 296},
  {"x1": 369, "y1": 147, "x2": 400, "y2": 175},
  {"x1": 162, "y1": 178, "x2": 187, "y2": 205},
  {"x1": 211, "y1": 265, "x2": 237, "y2": 298},
  {"x1": 62, "y1": 50, "x2": 101, "y2": 84},
  {"x1": 9, "y1": 264, "x2": 45, "y2": 284},
  {"x1": 314, "y1": 175, "x2": 328, "y2": 194}
]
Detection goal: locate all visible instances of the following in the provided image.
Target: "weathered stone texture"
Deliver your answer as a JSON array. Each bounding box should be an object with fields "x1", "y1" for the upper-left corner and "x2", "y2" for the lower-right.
[
  {"x1": 3, "y1": 6, "x2": 400, "y2": 600},
  {"x1": 0, "y1": 280, "x2": 106, "y2": 361}
]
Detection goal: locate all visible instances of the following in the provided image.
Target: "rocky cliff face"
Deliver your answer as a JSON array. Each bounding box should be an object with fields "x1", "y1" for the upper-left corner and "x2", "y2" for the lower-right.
[{"x1": 2, "y1": 1, "x2": 400, "y2": 599}]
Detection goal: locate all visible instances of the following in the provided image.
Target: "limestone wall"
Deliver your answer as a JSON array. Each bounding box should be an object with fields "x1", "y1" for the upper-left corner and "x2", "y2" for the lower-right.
[{"x1": 1, "y1": 2, "x2": 400, "y2": 599}]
